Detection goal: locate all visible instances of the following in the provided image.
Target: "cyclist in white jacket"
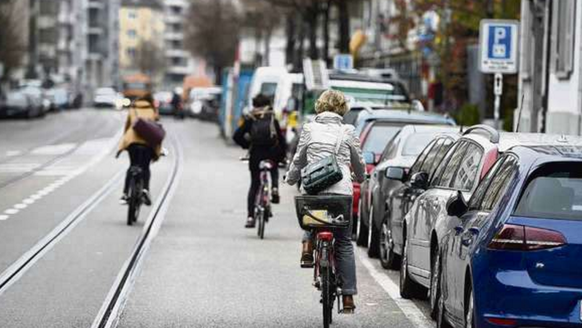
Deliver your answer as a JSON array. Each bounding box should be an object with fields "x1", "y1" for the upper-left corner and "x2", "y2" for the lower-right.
[{"x1": 286, "y1": 90, "x2": 366, "y2": 313}]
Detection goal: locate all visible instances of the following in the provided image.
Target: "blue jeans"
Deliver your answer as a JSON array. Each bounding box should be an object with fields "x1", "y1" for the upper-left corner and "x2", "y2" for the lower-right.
[{"x1": 303, "y1": 221, "x2": 357, "y2": 295}]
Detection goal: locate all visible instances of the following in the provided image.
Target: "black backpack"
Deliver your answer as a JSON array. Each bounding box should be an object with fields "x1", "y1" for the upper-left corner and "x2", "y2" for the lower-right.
[{"x1": 250, "y1": 112, "x2": 277, "y2": 147}]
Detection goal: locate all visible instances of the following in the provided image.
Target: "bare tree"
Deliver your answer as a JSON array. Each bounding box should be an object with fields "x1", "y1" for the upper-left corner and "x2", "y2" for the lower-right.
[
  {"x1": 185, "y1": 0, "x2": 240, "y2": 81},
  {"x1": 0, "y1": 0, "x2": 27, "y2": 80},
  {"x1": 136, "y1": 40, "x2": 166, "y2": 82}
]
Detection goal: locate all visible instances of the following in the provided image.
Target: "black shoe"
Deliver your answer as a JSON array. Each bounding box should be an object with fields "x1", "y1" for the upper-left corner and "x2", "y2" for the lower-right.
[
  {"x1": 141, "y1": 189, "x2": 152, "y2": 206},
  {"x1": 271, "y1": 188, "x2": 280, "y2": 204},
  {"x1": 119, "y1": 194, "x2": 129, "y2": 205},
  {"x1": 245, "y1": 216, "x2": 256, "y2": 228}
]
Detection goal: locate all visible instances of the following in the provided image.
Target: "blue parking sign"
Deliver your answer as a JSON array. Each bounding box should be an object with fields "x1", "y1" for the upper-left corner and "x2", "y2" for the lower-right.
[{"x1": 479, "y1": 20, "x2": 519, "y2": 74}]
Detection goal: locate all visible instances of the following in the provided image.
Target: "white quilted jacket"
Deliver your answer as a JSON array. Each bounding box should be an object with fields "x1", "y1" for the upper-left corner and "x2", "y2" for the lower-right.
[{"x1": 286, "y1": 112, "x2": 366, "y2": 195}]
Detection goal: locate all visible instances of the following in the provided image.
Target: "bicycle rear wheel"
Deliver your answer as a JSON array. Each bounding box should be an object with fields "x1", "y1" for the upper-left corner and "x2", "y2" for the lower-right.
[
  {"x1": 127, "y1": 178, "x2": 141, "y2": 225},
  {"x1": 321, "y1": 257, "x2": 333, "y2": 327},
  {"x1": 257, "y1": 208, "x2": 265, "y2": 239}
]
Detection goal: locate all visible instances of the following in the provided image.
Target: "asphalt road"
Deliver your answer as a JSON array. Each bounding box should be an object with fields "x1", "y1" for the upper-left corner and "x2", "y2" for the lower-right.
[{"x1": 0, "y1": 109, "x2": 435, "y2": 328}]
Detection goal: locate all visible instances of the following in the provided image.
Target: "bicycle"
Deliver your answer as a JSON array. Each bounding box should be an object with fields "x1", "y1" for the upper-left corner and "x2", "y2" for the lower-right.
[
  {"x1": 295, "y1": 195, "x2": 352, "y2": 328},
  {"x1": 241, "y1": 158, "x2": 274, "y2": 239},
  {"x1": 126, "y1": 166, "x2": 144, "y2": 226}
]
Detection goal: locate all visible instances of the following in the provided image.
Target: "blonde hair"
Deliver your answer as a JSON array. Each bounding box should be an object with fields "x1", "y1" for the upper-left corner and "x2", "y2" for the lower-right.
[{"x1": 315, "y1": 90, "x2": 349, "y2": 116}]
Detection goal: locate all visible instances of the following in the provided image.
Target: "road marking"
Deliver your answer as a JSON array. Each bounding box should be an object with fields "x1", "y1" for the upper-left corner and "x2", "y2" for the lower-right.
[
  {"x1": 13, "y1": 204, "x2": 27, "y2": 210},
  {"x1": 357, "y1": 248, "x2": 435, "y2": 328},
  {"x1": 0, "y1": 131, "x2": 121, "y2": 223},
  {"x1": 5, "y1": 151, "x2": 22, "y2": 157},
  {"x1": 4, "y1": 209, "x2": 19, "y2": 215}
]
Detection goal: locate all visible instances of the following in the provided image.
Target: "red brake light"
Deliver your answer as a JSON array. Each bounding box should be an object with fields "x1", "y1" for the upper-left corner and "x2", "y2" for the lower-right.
[
  {"x1": 317, "y1": 231, "x2": 334, "y2": 242},
  {"x1": 366, "y1": 164, "x2": 375, "y2": 173},
  {"x1": 486, "y1": 318, "x2": 518, "y2": 326},
  {"x1": 488, "y1": 224, "x2": 566, "y2": 251}
]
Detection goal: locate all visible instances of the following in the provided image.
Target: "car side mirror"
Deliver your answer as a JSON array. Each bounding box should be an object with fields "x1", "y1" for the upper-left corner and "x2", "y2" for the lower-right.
[
  {"x1": 363, "y1": 151, "x2": 375, "y2": 165},
  {"x1": 446, "y1": 191, "x2": 468, "y2": 217},
  {"x1": 385, "y1": 167, "x2": 405, "y2": 181},
  {"x1": 410, "y1": 172, "x2": 429, "y2": 190}
]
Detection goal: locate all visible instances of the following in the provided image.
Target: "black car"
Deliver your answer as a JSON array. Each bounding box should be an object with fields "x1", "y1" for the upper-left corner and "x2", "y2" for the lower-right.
[{"x1": 378, "y1": 133, "x2": 459, "y2": 270}]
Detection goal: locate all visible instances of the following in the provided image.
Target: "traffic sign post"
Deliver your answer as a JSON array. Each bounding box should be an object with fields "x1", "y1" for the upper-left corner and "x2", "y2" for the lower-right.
[{"x1": 479, "y1": 19, "x2": 520, "y2": 129}]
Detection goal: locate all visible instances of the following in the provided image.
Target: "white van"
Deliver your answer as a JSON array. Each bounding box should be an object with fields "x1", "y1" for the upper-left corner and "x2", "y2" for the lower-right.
[
  {"x1": 273, "y1": 73, "x2": 303, "y2": 118},
  {"x1": 247, "y1": 67, "x2": 287, "y2": 110}
]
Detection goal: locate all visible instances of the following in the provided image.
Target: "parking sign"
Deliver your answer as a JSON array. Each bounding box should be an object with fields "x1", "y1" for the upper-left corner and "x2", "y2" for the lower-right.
[{"x1": 479, "y1": 20, "x2": 519, "y2": 74}]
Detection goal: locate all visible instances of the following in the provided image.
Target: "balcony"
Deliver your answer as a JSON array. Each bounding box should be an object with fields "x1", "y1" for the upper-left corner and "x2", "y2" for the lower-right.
[
  {"x1": 88, "y1": 0, "x2": 105, "y2": 10},
  {"x1": 165, "y1": 49, "x2": 189, "y2": 58},
  {"x1": 164, "y1": 32, "x2": 184, "y2": 41}
]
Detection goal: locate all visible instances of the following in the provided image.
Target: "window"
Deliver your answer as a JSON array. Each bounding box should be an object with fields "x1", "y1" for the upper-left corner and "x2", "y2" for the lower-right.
[
  {"x1": 362, "y1": 124, "x2": 402, "y2": 154},
  {"x1": 481, "y1": 156, "x2": 517, "y2": 211},
  {"x1": 469, "y1": 157, "x2": 506, "y2": 211},
  {"x1": 428, "y1": 138, "x2": 454, "y2": 178},
  {"x1": 380, "y1": 131, "x2": 402, "y2": 162},
  {"x1": 127, "y1": 47, "x2": 136, "y2": 58},
  {"x1": 127, "y1": 29, "x2": 137, "y2": 38},
  {"x1": 128, "y1": 10, "x2": 137, "y2": 19},
  {"x1": 434, "y1": 142, "x2": 468, "y2": 188},
  {"x1": 431, "y1": 141, "x2": 461, "y2": 186},
  {"x1": 403, "y1": 133, "x2": 438, "y2": 156},
  {"x1": 515, "y1": 163, "x2": 582, "y2": 221},
  {"x1": 419, "y1": 138, "x2": 445, "y2": 174},
  {"x1": 409, "y1": 139, "x2": 437, "y2": 176},
  {"x1": 552, "y1": 0, "x2": 577, "y2": 78},
  {"x1": 451, "y1": 143, "x2": 483, "y2": 191}
]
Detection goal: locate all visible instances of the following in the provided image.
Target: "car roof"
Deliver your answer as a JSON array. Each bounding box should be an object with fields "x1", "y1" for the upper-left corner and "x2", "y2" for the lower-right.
[
  {"x1": 508, "y1": 145, "x2": 582, "y2": 162},
  {"x1": 357, "y1": 109, "x2": 455, "y2": 125}
]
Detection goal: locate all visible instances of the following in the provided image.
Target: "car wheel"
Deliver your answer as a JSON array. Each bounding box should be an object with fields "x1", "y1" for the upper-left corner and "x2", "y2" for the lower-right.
[
  {"x1": 379, "y1": 211, "x2": 400, "y2": 270},
  {"x1": 400, "y1": 237, "x2": 426, "y2": 299},
  {"x1": 356, "y1": 201, "x2": 368, "y2": 247},
  {"x1": 429, "y1": 250, "x2": 441, "y2": 319},
  {"x1": 367, "y1": 206, "x2": 380, "y2": 258},
  {"x1": 465, "y1": 284, "x2": 475, "y2": 328}
]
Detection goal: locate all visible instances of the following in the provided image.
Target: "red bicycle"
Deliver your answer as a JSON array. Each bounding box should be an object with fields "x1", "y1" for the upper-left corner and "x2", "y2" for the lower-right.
[{"x1": 295, "y1": 195, "x2": 352, "y2": 328}]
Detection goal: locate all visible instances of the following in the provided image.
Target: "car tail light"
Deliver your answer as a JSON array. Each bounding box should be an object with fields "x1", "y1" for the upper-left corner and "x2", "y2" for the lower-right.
[
  {"x1": 488, "y1": 224, "x2": 566, "y2": 251},
  {"x1": 485, "y1": 318, "x2": 518, "y2": 326}
]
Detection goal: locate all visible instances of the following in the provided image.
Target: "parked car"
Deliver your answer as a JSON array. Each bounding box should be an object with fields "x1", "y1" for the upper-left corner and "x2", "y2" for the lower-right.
[
  {"x1": 437, "y1": 142, "x2": 582, "y2": 328},
  {"x1": 46, "y1": 87, "x2": 71, "y2": 111},
  {"x1": 351, "y1": 111, "x2": 456, "y2": 235},
  {"x1": 379, "y1": 133, "x2": 460, "y2": 270},
  {"x1": 93, "y1": 87, "x2": 123, "y2": 109},
  {"x1": 19, "y1": 86, "x2": 49, "y2": 115},
  {"x1": 154, "y1": 91, "x2": 174, "y2": 115},
  {"x1": 188, "y1": 87, "x2": 221, "y2": 120},
  {"x1": 359, "y1": 127, "x2": 460, "y2": 259},
  {"x1": 247, "y1": 66, "x2": 287, "y2": 108},
  {"x1": 400, "y1": 126, "x2": 581, "y2": 317},
  {"x1": 0, "y1": 89, "x2": 42, "y2": 118},
  {"x1": 354, "y1": 108, "x2": 456, "y2": 136}
]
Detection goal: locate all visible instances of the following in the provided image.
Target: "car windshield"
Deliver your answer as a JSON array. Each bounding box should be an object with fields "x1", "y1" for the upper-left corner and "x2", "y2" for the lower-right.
[
  {"x1": 403, "y1": 133, "x2": 439, "y2": 156},
  {"x1": 260, "y1": 82, "x2": 278, "y2": 97},
  {"x1": 514, "y1": 163, "x2": 582, "y2": 221},
  {"x1": 97, "y1": 88, "x2": 116, "y2": 95},
  {"x1": 333, "y1": 84, "x2": 408, "y2": 104},
  {"x1": 362, "y1": 124, "x2": 402, "y2": 154}
]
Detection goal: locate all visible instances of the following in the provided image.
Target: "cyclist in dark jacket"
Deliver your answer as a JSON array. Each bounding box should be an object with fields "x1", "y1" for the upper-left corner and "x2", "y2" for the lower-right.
[{"x1": 233, "y1": 94, "x2": 287, "y2": 228}]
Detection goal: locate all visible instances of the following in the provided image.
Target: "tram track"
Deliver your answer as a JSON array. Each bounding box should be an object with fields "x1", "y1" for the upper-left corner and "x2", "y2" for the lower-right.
[{"x1": 92, "y1": 136, "x2": 182, "y2": 328}]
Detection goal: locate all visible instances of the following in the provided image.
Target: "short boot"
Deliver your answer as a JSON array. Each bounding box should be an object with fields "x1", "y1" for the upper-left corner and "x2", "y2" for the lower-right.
[
  {"x1": 300, "y1": 240, "x2": 314, "y2": 268},
  {"x1": 342, "y1": 295, "x2": 355, "y2": 314}
]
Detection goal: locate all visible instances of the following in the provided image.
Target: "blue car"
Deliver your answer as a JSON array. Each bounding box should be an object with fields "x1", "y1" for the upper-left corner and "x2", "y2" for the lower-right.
[{"x1": 437, "y1": 144, "x2": 582, "y2": 328}]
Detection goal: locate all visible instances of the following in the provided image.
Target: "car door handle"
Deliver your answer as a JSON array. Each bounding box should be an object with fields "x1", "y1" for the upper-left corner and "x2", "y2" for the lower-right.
[
  {"x1": 454, "y1": 226, "x2": 464, "y2": 235},
  {"x1": 468, "y1": 227, "x2": 480, "y2": 235}
]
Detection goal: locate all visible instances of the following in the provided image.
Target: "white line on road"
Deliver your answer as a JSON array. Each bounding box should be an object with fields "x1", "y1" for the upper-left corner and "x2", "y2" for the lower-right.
[
  {"x1": 0, "y1": 215, "x2": 8, "y2": 221},
  {"x1": 4, "y1": 209, "x2": 19, "y2": 215},
  {"x1": 357, "y1": 248, "x2": 435, "y2": 328},
  {"x1": 13, "y1": 204, "x2": 27, "y2": 210}
]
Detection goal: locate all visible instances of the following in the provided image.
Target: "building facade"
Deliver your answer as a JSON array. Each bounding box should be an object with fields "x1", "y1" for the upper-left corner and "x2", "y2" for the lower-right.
[
  {"x1": 163, "y1": 0, "x2": 199, "y2": 88},
  {"x1": 517, "y1": 0, "x2": 582, "y2": 135},
  {"x1": 119, "y1": 0, "x2": 165, "y2": 83}
]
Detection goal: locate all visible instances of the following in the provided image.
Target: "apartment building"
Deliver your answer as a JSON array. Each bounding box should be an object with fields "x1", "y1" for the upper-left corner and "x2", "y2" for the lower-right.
[
  {"x1": 517, "y1": 0, "x2": 582, "y2": 135},
  {"x1": 119, "y1": 0, "x2": 164, "y2": 81},
  {"x1": 163, "y1": 0, "x2": 197, "y2": 87}
]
